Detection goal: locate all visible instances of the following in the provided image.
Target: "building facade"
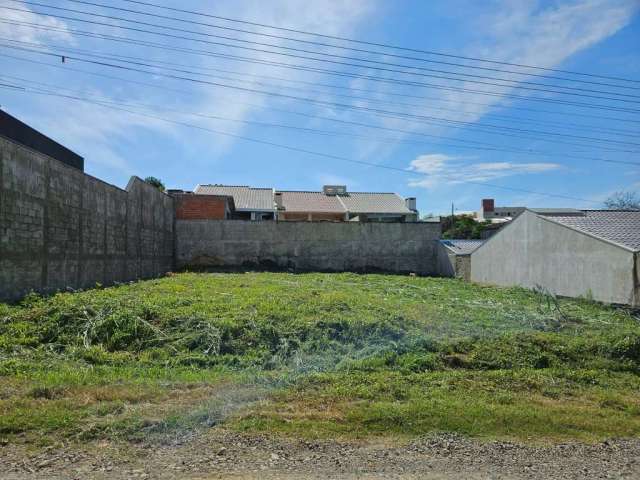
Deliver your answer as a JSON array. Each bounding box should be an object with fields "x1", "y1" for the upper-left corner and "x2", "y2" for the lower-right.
[{"x1": 471, "y1": 209, "x2": 640, "y2": 306}]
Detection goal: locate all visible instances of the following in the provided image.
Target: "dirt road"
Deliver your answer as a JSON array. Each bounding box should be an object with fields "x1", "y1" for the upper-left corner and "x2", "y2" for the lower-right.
[{"x1": 2, "y1": 429, "x2": 638, "y2": 479}]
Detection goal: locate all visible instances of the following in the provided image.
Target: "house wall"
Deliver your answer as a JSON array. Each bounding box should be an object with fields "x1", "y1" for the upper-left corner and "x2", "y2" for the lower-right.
[
  {"x1": 278, "y1": 212, "x2": 346, "y2": 222},
  {"x1": 470, "y1": 210, "x2": 637, "y2": 306},
  {"x1": 436, "y1": 244, "x2": 455, "y2": 278},
  {"x1": 175, "y1": 220, "x2": 441, "y2": 275},
  {"x1": 0, "y1": 136, "x2": 174, "y2": 301},
  {"x1": 174, "y1": 194, "x2": 229, "y2": 220}
]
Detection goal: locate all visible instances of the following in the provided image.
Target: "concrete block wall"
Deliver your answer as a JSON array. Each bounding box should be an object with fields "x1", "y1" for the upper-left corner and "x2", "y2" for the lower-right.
[
  {"x1": 0, "y1": 136, "x2": 174, "y2": 301},
  {"x1": 175, "y1": 220, "x2": 441, "y2": 275}
]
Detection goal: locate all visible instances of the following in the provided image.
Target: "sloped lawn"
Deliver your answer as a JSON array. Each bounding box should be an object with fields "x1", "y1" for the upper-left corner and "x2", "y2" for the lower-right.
[{"x1": 1, "y1": 272, "x2": 639, "y2": 444}]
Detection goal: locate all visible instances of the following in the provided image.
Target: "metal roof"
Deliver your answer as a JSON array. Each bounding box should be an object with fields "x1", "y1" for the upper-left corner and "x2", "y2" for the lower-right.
[
  {"x1": 440, "y1": 239, "x2": 485, "y2": 255},
  {"x1": 195, "y1": 185, "x2": 274, "y2": 211},
  {"x1": 339, "y1": 192, "x2": 412, "y2": 214},
  {"x1": 542, "y1": 210, "x2": 640, "y2": 252},
  {"x1": 278, "y1": 191, "x2": 346, "y2": 213}
]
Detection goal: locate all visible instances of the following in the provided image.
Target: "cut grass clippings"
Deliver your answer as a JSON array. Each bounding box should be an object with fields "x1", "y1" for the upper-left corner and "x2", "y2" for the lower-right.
[{"x1": 0, "y1": 272, "x2": 638, "y2": 445}]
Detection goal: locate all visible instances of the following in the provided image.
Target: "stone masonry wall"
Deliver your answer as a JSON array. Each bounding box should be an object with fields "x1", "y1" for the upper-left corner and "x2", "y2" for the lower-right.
[
  {"x1": 175, "y1": 220, "x2": 441, "y2": 275},
  {"x1": 0, "y1": 136, "x2": 174, "y2": 301}
]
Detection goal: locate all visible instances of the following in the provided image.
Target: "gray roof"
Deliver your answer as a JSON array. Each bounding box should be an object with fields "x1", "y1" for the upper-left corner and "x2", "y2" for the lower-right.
[
  {"x1": 339, "y1": 192, "x2": 412, "y2": 214},
  {"x1": 278, "y1": 191, "x2": 345, "y2": 213},
  {"x1": 195, "y1": 184, "x2": 414, "y2": 216},
  {"x1": 277, "y1": 191, "x2": 412, "y2": 215},
  {"x1": 542, "y1": 210, "x2": 640, "y2": 251},
  {"x1": 195, "y1": 185, "x2": 274, "y2": 211},
  {"x1": 440, "y1": 239, "x2": 485, "y2": 255}
]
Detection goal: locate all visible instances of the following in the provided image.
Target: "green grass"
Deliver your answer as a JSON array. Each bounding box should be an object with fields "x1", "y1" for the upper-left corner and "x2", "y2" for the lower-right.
[{"x1": 0, "y1": 272, "x2": 639, "y2": 444}]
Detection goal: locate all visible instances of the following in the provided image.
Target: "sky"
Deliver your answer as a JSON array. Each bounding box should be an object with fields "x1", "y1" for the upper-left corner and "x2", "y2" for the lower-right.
[{"x1": 0, "y1": 0, "x2": 639, "y2": 216}]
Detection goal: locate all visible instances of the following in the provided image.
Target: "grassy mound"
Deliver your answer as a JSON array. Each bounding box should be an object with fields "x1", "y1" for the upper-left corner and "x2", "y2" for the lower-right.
[{"x1": 1, "y1": 272, "x2": 639, "y2": 443}]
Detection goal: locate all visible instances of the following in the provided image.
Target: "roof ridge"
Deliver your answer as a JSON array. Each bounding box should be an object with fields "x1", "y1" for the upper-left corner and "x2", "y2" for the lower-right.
[{"x1": 581, "y1": 209, "x2": 640, "y2": 213}]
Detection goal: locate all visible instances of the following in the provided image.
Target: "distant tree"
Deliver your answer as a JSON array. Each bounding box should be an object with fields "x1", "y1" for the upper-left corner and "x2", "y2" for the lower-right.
[
  {"x1": 144, "y1": 176, "x2": 165, "y2": 192},
  {"x1": 604, "y1": 191, "x2": 640, "y2": 210},
  {"x1": 441, "y1": 214, "x2": 490, "y2": 239}
]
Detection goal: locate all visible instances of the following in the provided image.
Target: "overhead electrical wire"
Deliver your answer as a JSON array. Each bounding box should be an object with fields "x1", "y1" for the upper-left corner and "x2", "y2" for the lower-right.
[
  {"x1": 10, "y1": 0, "x2": 640, "y2": 100},
  {"x1": 2, "y1": 37, "x2": 637, "y2": 138},
  {"x1": 0, "y1": 33, "x2": 635, "y2": 130},
  {"x1": 50, "y1": 0, "x2": 640, "y2": 91},
  {"x1": 8, "y1": 53, "x2": 637, "y2": 163},
  {"x1": 0, "y1": 82, "x2": 605, "y2": 205},
  {"x1": 3, "y1": 72, "x2": 638, "y2": 168},
  {"x1": 2, "y1": 4, "x2": 640, "y2": 108},
  {"x1": 3, "y1": 42, "x2": 637, "y2": 148},
  {"x1": 0, "y1": 1, "x2": 633, "y2": 207},
  {"x1": 3, "y1": 17, "x2": 639, "y2": 116},
  {"x1": 116, "y1": 0, "x2": 639, "y2": 85},
  {"x1": 3, "y1": 44, "x2": 638, "y2": 153}
]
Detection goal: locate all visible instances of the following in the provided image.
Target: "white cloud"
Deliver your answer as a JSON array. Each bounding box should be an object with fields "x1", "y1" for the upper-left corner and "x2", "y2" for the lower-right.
[
  {"x1": 408, "y1": 153, "x2": 562, "y2": 188},
  {"x1": 352, "y1": 0, "x2": 639, "y2": 164},
  {"x1": 0, "y1": 0, "x2": 73, "y2": 44},
  {"x1": 1, "y1": 0, "x2": 377, "y2": 181},
  {"x1": 177, "y1": 0, "x2": 377, "y2": 156}
]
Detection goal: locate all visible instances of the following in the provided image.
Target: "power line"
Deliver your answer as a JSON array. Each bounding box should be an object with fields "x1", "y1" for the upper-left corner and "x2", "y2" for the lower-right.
[
  {"x1": 3, "y1": 42, "x2": 637, "y2": 148},
  {"x1": 0, "y1": 83, "x2": 603, "y2": 205},
  {"x1": 8, "y1": 53, "x2": 632, "y2": 162},
  {"x1": 3, "y1": 37, "x2": 637, "y2": 138},
  {"x1": 4, "y1": 74, "x2": 638, "y2": 168},
  {"x1": 3, "y1": 4, "x2": 640, "y2": 107},
  {"x1": 4, "y1": 17, "x2": 639, "y2": 116},
  {"x1": 14, "y1": 0, "x2": 640, "y2": 99},
  {"x1": 116, "y1": 0, "x2": 640, "y2": 85},
  {"x1": 53, "y1": 0, "x2": 640, "y2": 92},
  {"x1": 4, "y1": 44, "x2": 638, "y2": 153}
]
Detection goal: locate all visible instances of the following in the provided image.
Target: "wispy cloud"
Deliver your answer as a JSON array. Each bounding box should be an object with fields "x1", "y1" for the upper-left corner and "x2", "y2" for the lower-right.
[
  {"x1": 354, "y1": 0, "x2": 639, "y2": 163},
  {"x1": 408, "y1": 153, "x2": 562, "y2": 188},
  {"x1": 1, "y1": 0, "x2": 378, "y2": 178},
  {"x1": 0, "y1": 0, "x2": 73, "y2": 44}
]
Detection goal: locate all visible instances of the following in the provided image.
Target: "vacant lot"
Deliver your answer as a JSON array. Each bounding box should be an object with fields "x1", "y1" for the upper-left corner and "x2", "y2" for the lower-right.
[{"x1": 1, "y1": 272, "x2": 639, "y2": 477}]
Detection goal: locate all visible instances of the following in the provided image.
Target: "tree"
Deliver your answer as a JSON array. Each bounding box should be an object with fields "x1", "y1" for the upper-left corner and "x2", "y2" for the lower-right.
[
  {"x1": 441, "y1": 214, "x2": 490, "y2": 239},
  {"x1": 604, "y1": 191, "x2": 640, "y2": 210},
  {"x1": 144, "y1": 176, "x2": 165, "y2": 192}
]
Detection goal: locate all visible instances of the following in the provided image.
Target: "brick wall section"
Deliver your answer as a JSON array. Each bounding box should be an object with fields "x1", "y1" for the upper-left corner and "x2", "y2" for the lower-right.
[
  {"x1": 174, "y1": 194, "x2": 230, "y2": 220},
  {"x1": 0, "y1": 136, "x2": 174, "y2": 301},
  {"x1": 175, "y1": 220, "x2": 441, "y2": 275}
]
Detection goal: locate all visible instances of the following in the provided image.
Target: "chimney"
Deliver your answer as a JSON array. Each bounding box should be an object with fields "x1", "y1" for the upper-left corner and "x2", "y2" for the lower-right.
[
  {"x1": 274, "y1": 191, "x2": 284, "y2": 209},
  {"x1": 323, "y1": 185, "x2": 347, "y2": 196},
  {"x1": 482, "y1": 198, "x2": 495, "y2": 212},
  {"x1": 405, "y1": 197, "x2": 417, "y2": 211}
]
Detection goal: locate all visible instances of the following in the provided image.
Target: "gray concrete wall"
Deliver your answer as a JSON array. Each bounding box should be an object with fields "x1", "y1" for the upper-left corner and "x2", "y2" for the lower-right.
[
  {"x1": 471, "y1": 210, "x2": 637, "y2": 306},
  {"x1": 436, "y1": 244, "x2": 456, "y2": 278},
  {"x1": 0, "y1": 136, "x2": 174, "y2": 301},
  {"x1": 175, "y1": 220, "x2": 441, "y2": 275}
]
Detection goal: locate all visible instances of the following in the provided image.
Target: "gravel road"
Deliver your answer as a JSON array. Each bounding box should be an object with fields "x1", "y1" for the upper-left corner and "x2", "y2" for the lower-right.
[{"x1": 2, "y1": 429, "x2": 639, "y2": 479}]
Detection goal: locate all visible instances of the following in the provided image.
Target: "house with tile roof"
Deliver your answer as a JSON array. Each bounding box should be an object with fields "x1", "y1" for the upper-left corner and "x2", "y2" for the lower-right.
[
  {"x1": 195, "y1": 184, "x2": 418, "y2": 222},
  {"x1": 194, "y1": 185, "x2": 276, "y2": 220},
  {"x1": 470, "y1": 209, "x2": 640, "y2": 306},
  {"x1": 275, "y1": 185, "x2": 417, "y2": 222}
]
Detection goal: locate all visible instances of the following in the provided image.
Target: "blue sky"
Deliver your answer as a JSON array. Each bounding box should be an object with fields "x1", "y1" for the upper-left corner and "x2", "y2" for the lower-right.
[{"x1": 0, "y1": 0, "x2": 639, "y2": 215}]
